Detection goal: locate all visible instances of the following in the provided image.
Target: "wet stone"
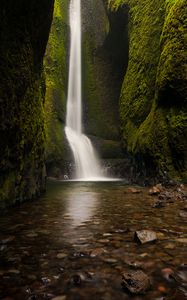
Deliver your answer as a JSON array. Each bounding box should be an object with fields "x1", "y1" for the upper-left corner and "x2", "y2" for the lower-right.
[
  {"x1": 153, "y1": 200, "x2": 165, "y2": 208},
  {"x1": 70, "y1": 274, "x2": 82, "y2": 286},
  {"x1": 134, "y1": 230, "x2": 157, "y2": 244},
  {"x1": 127, "y1": 188, "x2": 142, "y2": 194},
  {"x1": 70, "y1": 251, "x2": 89, "y2": 259},
  {"x1": 7, "y1": 269, "x2": 20, "y2": 275},
  {"x1": 0, "y1": 236, "x2": 15, "y2": 244},
  {"x1": 52, "y1": 296, "x2": 66, "y2": 300},
  {"x1": 179, "y1": 211, "x2": 187, "y2": 218},
  {"x1": 103, "y1": 258, "x2": 118, "y2": 264},
  {"x1": 122, "y1": 270, "x2": 150, "y2": 294},
  {"x1": 103, "y1": 233, "x2": 112, "y2": 237},
  {"x1": 161, "y1": 268, "x2": 174, "y2": 280},
  {"x1": 175, "y1": 238, "x2": 187, "y2": 244},
  {"x1": 56, "y1": 253, "x2": 67, "y2": 259},
  {"x1": 26, "y1": 232, "x2": 38, "y2": 238},
  {"x1": 90, "y1": 248, "x2": 106, "y2": 257},
  {"x1": 98, "y1": 239, "x2": 110, "y2": 243},
  {"x1": 41, "y1": 276, "x2": 51, "y2": 285},
  {"x1": 149, "y1": 185, "x2": 163, "y2": 195}
]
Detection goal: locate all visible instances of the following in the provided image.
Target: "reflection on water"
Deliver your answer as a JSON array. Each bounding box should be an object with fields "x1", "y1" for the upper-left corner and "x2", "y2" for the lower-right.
[
  {"x1": 65, "y1": 187, "x2": 99, "y2": 226},
  {"x1": 0, "y1": 180, "x2": 186, "y2": 300}
]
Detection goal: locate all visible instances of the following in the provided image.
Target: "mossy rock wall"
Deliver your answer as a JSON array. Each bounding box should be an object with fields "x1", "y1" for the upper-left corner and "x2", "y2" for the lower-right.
[
  {"x1": 44, "y1": 0, "x2": 70, "y2": 177},
  {"x1": 0, "y1": 0, "x2": 54, "y2": 209},
  {"x1": 108, "y1": 0, "x2": 187, "y2": 181}
]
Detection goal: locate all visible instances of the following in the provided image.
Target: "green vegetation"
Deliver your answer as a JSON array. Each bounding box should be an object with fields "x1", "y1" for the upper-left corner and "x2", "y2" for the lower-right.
[
  {"x1": 44, "y1": 0, "x2": 69, "y2": 174},
  {"x1": 108, "y1": 0, "x2": 187, "y2": 180},
  {"x1": 0, "y1": 0, "x2": 54, "y2": 208}
]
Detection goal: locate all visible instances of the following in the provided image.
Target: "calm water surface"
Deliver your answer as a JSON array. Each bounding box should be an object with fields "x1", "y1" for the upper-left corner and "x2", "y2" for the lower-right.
[{"x1": 0, "y1": 180, "x2": 187, "y2": 299}]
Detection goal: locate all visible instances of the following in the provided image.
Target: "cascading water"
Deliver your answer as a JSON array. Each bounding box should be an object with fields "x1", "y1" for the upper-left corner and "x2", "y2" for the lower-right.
[{"x1": 65, "y1": 0, "x2": 104, "y2": 180}]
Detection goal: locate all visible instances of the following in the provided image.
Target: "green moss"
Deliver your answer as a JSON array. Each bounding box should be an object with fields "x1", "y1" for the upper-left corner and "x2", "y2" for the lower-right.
[
  {"x1": 107, "y1": 0, "x2": 187, "y2": 180},
  {"x1": 157, "y1": 0, "x2": 187, "y2": 106},
  {"x1": 44, "y1": 0, "x2": 69, "y2": 171},
  {"x1": 0, "y1": 0, "x2": 54, "y2": 208}
]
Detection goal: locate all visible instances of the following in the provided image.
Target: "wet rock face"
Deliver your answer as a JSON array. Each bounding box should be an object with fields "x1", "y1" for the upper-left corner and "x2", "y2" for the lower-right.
[
  {"x1": 0, "y1": 0, "x2": 54, "y2": 209},
  {"x1": 82, "y1": 0, "x2": 108, "y2": 48},
  {"x1": 81, "y1": 0, "x2": 129, "y2": 154}
]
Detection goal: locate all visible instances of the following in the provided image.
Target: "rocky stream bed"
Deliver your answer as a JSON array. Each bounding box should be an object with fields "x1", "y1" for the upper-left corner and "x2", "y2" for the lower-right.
[{"x1": 0, "y1": 180, "x2": 187, "y2": 300}]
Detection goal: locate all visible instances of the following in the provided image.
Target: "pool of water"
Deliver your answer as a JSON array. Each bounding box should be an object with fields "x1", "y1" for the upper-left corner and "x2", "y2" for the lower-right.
[{"x1": 0, "y1": 180, "x2": 186, "y2": 299}]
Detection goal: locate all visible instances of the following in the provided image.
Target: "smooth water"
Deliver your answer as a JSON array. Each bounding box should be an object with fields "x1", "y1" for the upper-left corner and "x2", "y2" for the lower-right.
[
  {"x1": 65, "y1": 0, "x2": 103, "y2": 180},
  {"x1": 0, "y1": 181, "x2": 186, "y2": 299}
]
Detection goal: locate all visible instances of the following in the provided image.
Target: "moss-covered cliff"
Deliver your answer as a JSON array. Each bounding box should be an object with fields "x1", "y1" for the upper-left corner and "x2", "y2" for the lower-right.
[
  {"x1": 44, "y1": 0, "x2": 70, "y2": 177},
  {"x1": 0, "y1": 0, "x2": 54, "y2": 209},
  {"x1": 108, "y1": 0, "x2": 187, "y2": 181}
]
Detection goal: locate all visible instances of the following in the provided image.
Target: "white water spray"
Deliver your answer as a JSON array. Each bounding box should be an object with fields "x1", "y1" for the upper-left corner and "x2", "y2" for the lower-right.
[{"x1": 65, "y1": 0, "x2": 104, "y2": 180}]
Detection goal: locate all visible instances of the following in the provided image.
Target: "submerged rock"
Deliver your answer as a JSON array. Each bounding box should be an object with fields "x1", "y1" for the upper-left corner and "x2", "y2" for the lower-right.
[
  {"x1": 134, "y1": 230, "x2": 157, "y2": 244},
  {"x1": 52, "y1": 296, "x2": 66, "y2": 300},
  {"x1": 127, "y1": 188, "x2": 142, "y2": 194},
  {"x1": 122, "y1": 270, "x2": 150, "y2": 294},
  {"x1": 0, "y1": 236, "x2": 15, "y2": 244},
  {"x1": 90, "y1": 248, "x2": 106, "y2": 257},
  {"x1": 149, "y1": 184, "x2": 163, "y2": 195},
  {"x1": 56, "y1": 253, "x2": 68, "y2": 259},
  {"x1": 153, "y1": 200, "x2": 165, "y2": 208},
  {"x1": 70, "y1": 274, "x2": 82, "y2": 286},
  {"x1": 179, "y1": 211, "x2": 187, "y2": 218}
]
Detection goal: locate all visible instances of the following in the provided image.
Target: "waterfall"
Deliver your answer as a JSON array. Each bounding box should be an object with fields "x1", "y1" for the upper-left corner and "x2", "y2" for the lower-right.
[{"x1": 65, "y1": 0, "x2": 104, "y2": 180}]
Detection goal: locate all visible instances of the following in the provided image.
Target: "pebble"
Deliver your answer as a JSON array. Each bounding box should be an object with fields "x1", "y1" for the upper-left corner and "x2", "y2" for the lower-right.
[
  {"x1": 56, "y1": 253, "x2": 68, "y2": 259},
  {"x1": 70, "y1": 274, "x2": 82, "y2": 286},
  {"x1": 139, "y1": 253, "x2": 149, "y2": 257},
  {"x1": 1, "y1": 236, "x2": 15, "y2": 244},
  {"x1": 149, "y1": 186, "x2": 162, "y2": 195},
  {"x1": 103, "y1": 233, "x2": 112, "y2": 237},
  {"x1": 127, "y1": 188, "x2": 142, "y2": 194},
  {"x1": 103, "y1": 258, "x2": 118, "y2": 264},
  {"x1": 7, "y1": 269, "x2": 20, "y2": 275},
  {"x1": 161, "y1": 268, "x2": 174, "y2": 280},
  {"x1": 179, "y1": 211, "x2": 187, "y2": 218},
  {"x1": 52, "y1": 296, "x2": 66, "y2": 300},
  {"x1": 158, "y1": 285, "x2": 167, "y2": 293},
  {"x1": 90, "y1": 248, "x2": 106, "y2": 257},
  {"x1": 164, "y1": 243, "x2": 175, "y2": 249},
  {"x1": 175, "y1": 238, "x2": 187, "y2": 244},
  {"x1": 98, "y1": 239, "x2": 110, "y2": 243},
  {"x1": 26, "y1": 233, "x2": 38, "y2": 238}
]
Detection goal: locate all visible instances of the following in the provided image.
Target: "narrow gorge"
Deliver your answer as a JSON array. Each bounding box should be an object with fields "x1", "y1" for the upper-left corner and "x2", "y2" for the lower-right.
[{"x1": 0, "y1": 1, "x2": 186, "y2": 299}]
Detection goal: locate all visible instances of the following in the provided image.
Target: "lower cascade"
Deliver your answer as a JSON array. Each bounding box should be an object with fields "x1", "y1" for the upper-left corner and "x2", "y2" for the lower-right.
[{"x1": 65, "y1": 0, "x2": 105, "y2": 180}]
